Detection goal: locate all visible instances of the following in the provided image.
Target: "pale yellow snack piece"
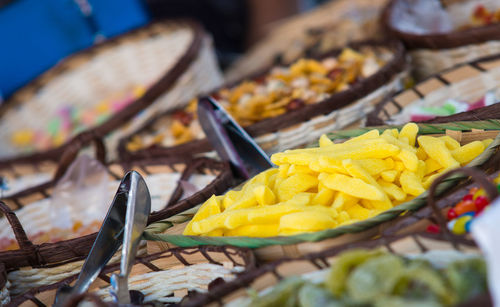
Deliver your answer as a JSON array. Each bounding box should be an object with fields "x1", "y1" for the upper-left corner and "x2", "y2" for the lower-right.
[
  {"x1": 279, "y1": 211, "x2": 337, "y2": 232},
  {"x1": 424, "y1": 159, "x2": 442, "y2": 175},
  {"x1": 416, "y1": 146, "x2": 428, "y2": 160},
  {"x1": 222, "y1": 190, "x2": 239, "y2": 210},
  {"x1": 378, "y1": 180, "x2": 406, "y2": 201},
  {"x1": 343, "y1": 129, "x2": 379, "y2": 144},
  {"x1": 319, "y1": 134, "x2": 334, "y2": 147},
  {"x1": 382, "y1": 128, "x2": 399, "y2": 138},
  {"x1": 396, "y1": 149, "x2": 418, "y2": 172},
  {"x1": 422, "y1": 167, "x2": 452, "y2": 189},
  {"x1": 337, "y1": 211, "x2": 350, "y2": 223},
  {"x1": 400, "y1": 171, "x2": 425, "y2": 196},
  {"x1": 452, "y1": 141, "x2": 485, "y2": 165},
  {"x1": 381, "y1": 133, "x2": 416, "y2": 153},
  {"x1": 416, "y1": 160, "x2": 426, "y2": 180},
  {"x1": 184, "y1": 195, "x2": 222, "y2": 235},
  {"x1": 310, "y1": 157, "x2": 346, "y2": 174},
  {"x1": 332, "y1": 192, "x2": 358, "y2": 211},
  {"x1": 277, "y1": 173, "x2": 318, "y2": 201},
  {"x1": 358, "y1": 158, "x2": 394, "y2": 175},
  {"x1": 253, "y1": 185, "x2": 276, "y2": 206},
  {"x1": 248, "y1": 168, "x2": 279, "y2": 186},
  {"x1": 324, "y1": 143, "x2": 400, "y2": 160},
  {"x1": 247, "y1": 193, "x2": 311, "y2": 224},
  {"x1": 418, "y1": 136, "x2": 459, "y2": 169},
  {"x1": 381, "y1": 170, "x2": 398, "y2": 182},
  {"x1": 312, "y1": 187, "x2": 336, "y2": 206},
  {"x1": 279, "y1": 164, "x2": 290, "y2": 178},
  {"x1": 225, "y1": 224, "x2": 279, "y2": 237},
  {"x1": 287, "y1": 164, "x2": 316, "y2": 176},
  {"x1": 321, "y1": 173, "x2": 385, "y2": 201},
  {"x1": 439, "y1": 136, "x2": 460, "y2": 150},
  {"x1": 206, "y1": 229, "x2": 224, "y2": 237},
  {"x1": 346, "y1": 204, "x2": 372, "y2": 220},
  {"x1": 482, "y1": 138, "x2": 493, "y2": 148},
  {"x1": 395, "y1": 161, "x2": 405, "y2": 172},
  {"x1": 227, "y1": 191, "x2": 257, "y2": 210},
  {"x1": 399, "y1": 123, "x2": 418, "y2": 146}
]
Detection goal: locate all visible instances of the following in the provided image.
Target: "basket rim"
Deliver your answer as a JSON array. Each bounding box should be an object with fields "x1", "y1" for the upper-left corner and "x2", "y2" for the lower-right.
[
  {"x1": 181, "y1": 231, "x2": 479, "y2": 307},
  {"x1": 365, "y1": 52, "x2": 500, "y2": 126},
  {"x1": 381, "y1": 0, "x2": 500, "y2": 50},
  {"x1": 0, "y1": 18, "x2": 205, "y2": 165},
  {"x1": 8, "y1": 245, "x2": 256, "y2": 306},
  {"x1": 143, "y1": 120, "x2": 500, "y2": 249},
  {"x1": 0, "y1": 156, "x2": 234, "y2": 270},
  {"x1": 117, "y1": 39, "x2": 408, "y2": 160}
]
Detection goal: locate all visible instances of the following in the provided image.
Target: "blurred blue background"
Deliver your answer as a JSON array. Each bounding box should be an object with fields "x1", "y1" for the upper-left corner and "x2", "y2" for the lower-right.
[{"x1": 0, "y1": 0, "x2": 149, "y2": 99}]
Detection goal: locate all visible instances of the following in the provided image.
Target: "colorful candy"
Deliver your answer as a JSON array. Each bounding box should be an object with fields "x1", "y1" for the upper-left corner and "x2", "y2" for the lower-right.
[{"x1": 10, "y1": 85, "x2": 146, "y2": 152}]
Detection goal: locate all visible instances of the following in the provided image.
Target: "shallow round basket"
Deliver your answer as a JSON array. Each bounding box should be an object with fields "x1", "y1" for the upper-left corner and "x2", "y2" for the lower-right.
[
  {"x1": 225, "y1": 0, "x2": 389, "y2": 82},
  {"x1": 118, "y1": 40, "x2": 409, "y2": 160},
  {"x1": 0, "y1": 19, "x2": 223, "y2": 163},
  {"x1": 366, "y1": 54, "x2": 500, "y2": 126},
  {"x1": 143, "y1": 121, "x2": 500, "y2": 262},
  {"x1": 0, "y1": 141, "x2": 233, "y2": 295},
  {"x1": 180, "y1": 232, "x2": 489, "y2": 306},
  {"x1": 382, "y1": 0, "x2": 500, "y2": 79},
  {"x1": 7, "y1": 245, "x2": 255, "y2": 306}
]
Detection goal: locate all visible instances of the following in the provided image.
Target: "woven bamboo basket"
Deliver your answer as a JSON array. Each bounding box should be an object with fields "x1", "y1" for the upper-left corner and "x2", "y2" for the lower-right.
[
  {"x1": 181, "y1": 231, "x2": 489, "y2": 307},
  {"x1": 366, "y1": 54, "x2": 500, "y2": 126},
  {"x1": 0, "y1": 19, "x2": 223, "y2": 163},
  {"x1": 382, "y1": 167, "x2": 499, "y2": 239},
  {"x1": 143, "y1": 121, "x2": 500, "y2": 262},
  {"x1": 7, "y1": 245, "x2": 255, "y2": 306},
  {"x1": 118, "y1": 40, "x2": 409, "y2": 160},
  {"x1": 0, "y1": 264, "x2": 9, "y2": 306},
  {"x1": 225, "y1": 0, "x2": 389, "y2": 82},
  {"x1": 0, "y1": 140, "x2": 233, "y2": 294},
  {"x1": 382, "y1": 0, "x2": 500, "y2": 79}
]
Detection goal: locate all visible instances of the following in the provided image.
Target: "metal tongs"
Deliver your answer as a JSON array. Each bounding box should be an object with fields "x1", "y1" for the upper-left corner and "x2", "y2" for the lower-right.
[
  {"x1": 54, "y1": 171, "x2": 151, "y2": 306},
  {"x1": 197, "y1": 96, "x2": 274, "y2": 179}
]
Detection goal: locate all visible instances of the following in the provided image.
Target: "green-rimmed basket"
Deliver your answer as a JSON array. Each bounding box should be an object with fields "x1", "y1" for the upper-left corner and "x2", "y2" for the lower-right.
[{"x1": 143, "y1": 120, "x2": 500, "y2": 261}]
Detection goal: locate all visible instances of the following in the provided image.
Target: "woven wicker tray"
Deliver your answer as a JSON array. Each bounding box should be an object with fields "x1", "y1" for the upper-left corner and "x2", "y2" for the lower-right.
[
  {"x1": 0, "y1": 143, "x2": 233, "y2": 294},
  {"x1": 382, "y1": 0, "x2": 500, "y2": 79},
  {"x1": 0, "y1": 19, "x2": 223, "y2": 163},
  {"x1": 144, "y1": 121, "x2": 500, "y2": 262},
  {"x1": 7, "y1": 245, "x2": 255, "y2": 306},
  {"x1": 118, "y1": 40, "x2": 408, "y2": 160},
  {"x1": 367, "y1": 54, "x2": 500, "y2": 126},
  {"x1": 181, "y1": 232, "x2": 488, "y2": 306},
  {"x1": 224, "y1": 0, "x2": 389, "y2": 82}
]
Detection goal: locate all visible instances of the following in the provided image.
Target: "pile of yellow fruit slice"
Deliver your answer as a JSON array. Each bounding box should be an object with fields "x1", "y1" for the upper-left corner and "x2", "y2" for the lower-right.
[{"x1": 184, "y1": 123, "x2": 492, "y2": 237}]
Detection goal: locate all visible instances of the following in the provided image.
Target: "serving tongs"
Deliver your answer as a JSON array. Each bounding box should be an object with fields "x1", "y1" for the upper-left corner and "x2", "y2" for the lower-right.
[
  {"x1": 197, "y1": 96, "x2": 274, "y2": 179},
  {"x1": 54, "y1": 171, "x2": 151, "y2": 306}
]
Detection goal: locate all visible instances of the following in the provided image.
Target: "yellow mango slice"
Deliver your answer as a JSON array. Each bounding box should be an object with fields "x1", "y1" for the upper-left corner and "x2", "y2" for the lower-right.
[
  {"x1": 418, "y1": 136, "x2": 459, "y2": 169},
  {"x1": 287, "y1": 164, "x2": 316, "y2": 176},
  {"x1": 337, "y1": 211, "x2": 350, "y2": 223},
  {"x1": 278, "y1": 164, "x2": 290, "y2": 178},
  {"x1": 378, "y1": 180, "x2": 406, "y2": 201},
  {"x1": 319, "y1": 134, "x2": 334, "y2": 147},
  {"x1": 416, "y1": 146, "x2": 428, "y2": 160},
  {"x1": 312, "y1": 187, "x2": 336, "y2": 206},
  {"x1": 381, "y1": 170, "x2": 398, "y2": 182},
  {"x1": 321, "y1": 173, "x2": 385, "y2": 201},
  {"x1": 396, "y1": 149, "x2": 418, "y2": 172},
  {"x1": 343, "y1": 129, "x2": 379, "y2": 144},
  {"x1": 424, "y1": 159, "x2": 442, "y2": 175},
  {"x1": 279, "y1": 211, "x2": 336, "y2": 231},
  {"x1": 253, "y1": 185, "x2": 276, "y2": 206},
  {"x1": 451, "y1": 141, "x2": 485, "y2": 165},
  {"x1": 482, "y1": 138, "x2": 493, "y2": 148},
  {"x1": 346, "y1": 204, "x2": 372, "y2": 220},
  {"x1": 225, "y1": 224, "x2": 279, "y2": 237},
  {"x1": 358, "y1": 158, "x2": 393, "y2": 175},
  {"x1": 381, "y1": 133, "x2": 416, "y2": 153},
  {"x1": 439, "y1": 136, "x2": 460, "y2": 150},
  {"x1": 332, "y1": 192, "x2": 358, "y2": 211},
  {"x1": 399, "y1": 123, "x2": 418, "y2": 147},
  {"x1": 400, "y1": 171, "x2": 425, "y2": 196},
  {"x1": 277, "y1": 173, "x2": 318, "y2": 201}
]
